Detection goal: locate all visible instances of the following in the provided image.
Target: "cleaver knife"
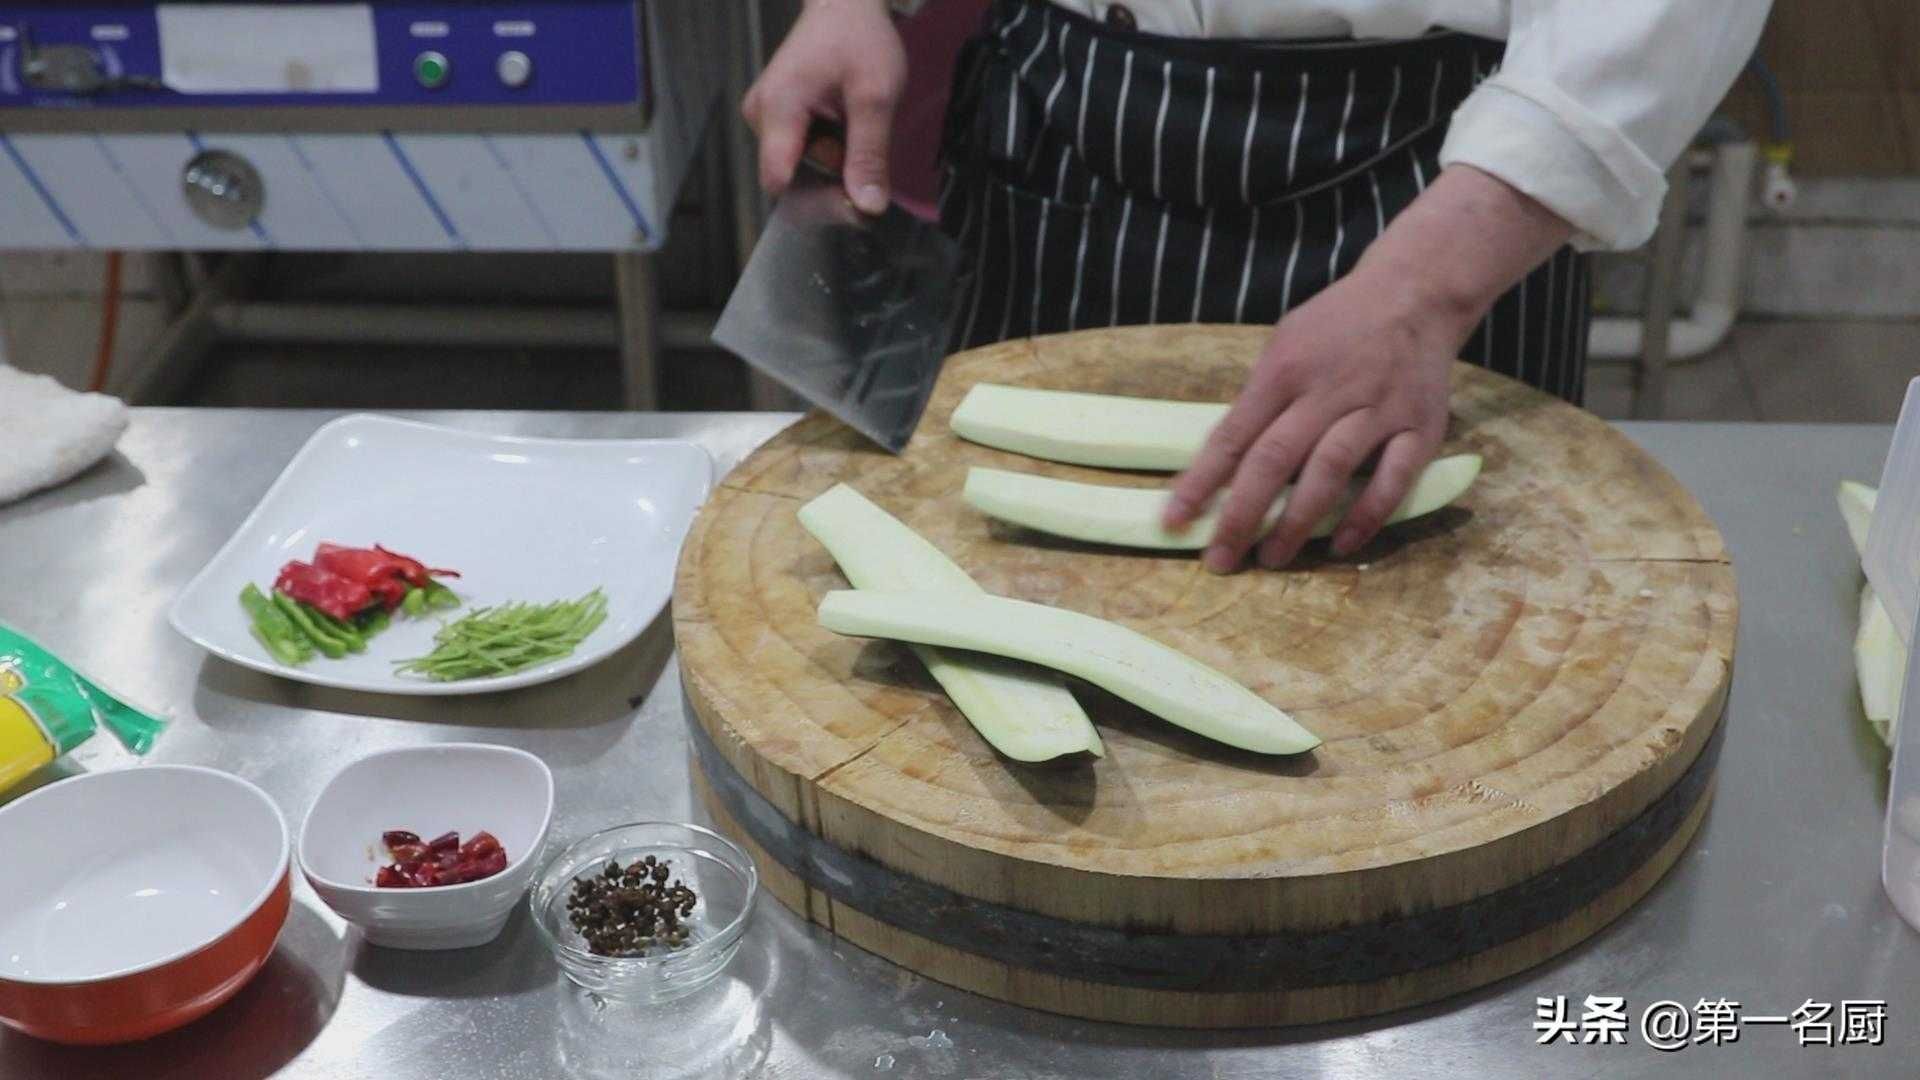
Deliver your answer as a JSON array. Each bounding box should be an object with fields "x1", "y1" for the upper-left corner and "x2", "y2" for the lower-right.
[{"x1": 712, "y1": 131, "x2": 962, "y2": 453}]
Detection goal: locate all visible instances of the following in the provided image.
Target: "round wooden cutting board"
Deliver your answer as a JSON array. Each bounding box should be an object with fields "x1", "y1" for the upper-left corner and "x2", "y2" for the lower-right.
[{"x1": 675, "y1": 325, "x2": 1736, "y2": 1027}]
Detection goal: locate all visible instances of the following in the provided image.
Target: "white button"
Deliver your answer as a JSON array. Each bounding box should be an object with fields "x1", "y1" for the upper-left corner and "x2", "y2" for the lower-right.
[{"x1": 496, "y1": 50, "x2": 533, "y2": 89}]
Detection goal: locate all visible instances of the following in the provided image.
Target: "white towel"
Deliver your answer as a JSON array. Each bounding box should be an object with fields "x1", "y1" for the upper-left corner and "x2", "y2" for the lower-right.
[{"x1": 0, "y1": 366, "x2": 131, "y2": 506}]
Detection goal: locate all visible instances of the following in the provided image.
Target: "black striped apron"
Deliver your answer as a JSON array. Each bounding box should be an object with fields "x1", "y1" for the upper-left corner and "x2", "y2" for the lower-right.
[{"x1": 938, "y1": 0, "x2": 1591, "y2": 404}]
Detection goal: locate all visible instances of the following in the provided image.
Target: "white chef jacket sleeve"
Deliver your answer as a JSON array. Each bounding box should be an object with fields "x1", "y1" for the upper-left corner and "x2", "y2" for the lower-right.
[{"x1": 1438, "y1": 2, "x2": 1772, "y2": 251}]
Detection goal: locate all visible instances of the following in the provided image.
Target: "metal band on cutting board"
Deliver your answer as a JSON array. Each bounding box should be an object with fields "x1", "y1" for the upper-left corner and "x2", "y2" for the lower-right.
[{"x1": 688, "y1": 697, "x2": 1724, "y2": 993}]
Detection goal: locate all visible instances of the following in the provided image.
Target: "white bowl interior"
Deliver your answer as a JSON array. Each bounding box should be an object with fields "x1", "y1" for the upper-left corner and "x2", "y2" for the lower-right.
[
  {"x1": 301, "y1": 744, "x2": 552, "y2": 890},
  {"x1": 0, "y1": 767, "x2": 287, "y2": 983}
]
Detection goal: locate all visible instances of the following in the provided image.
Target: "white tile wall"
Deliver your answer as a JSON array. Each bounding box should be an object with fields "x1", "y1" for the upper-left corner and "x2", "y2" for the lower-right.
[
  {"x1": 1594, "y1": 178, "x2": 1920, "y2": 320},
  {"x1": 0, "y1": 251, "x2": 164, "y2": 298},
  {"x1": 1771, "y1": 179, "x2": 1920, "y2": 226},
  {"x1": 1744, "y1": 224, "x2": 1920, "y2": 319},
  {"x1": 0, "y1": 295, "x2": 169, "y2": 392}
]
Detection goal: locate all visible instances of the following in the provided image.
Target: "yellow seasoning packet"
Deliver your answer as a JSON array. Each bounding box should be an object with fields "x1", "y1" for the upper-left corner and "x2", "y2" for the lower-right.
[{"x1": 0, "y1": 623, "x2": 165, "y2": 795}]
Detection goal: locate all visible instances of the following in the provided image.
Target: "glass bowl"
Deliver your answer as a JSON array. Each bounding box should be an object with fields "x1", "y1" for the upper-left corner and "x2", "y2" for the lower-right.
[{"x1": 530, "y1": 822, "x2": 758, "y2": 1003}]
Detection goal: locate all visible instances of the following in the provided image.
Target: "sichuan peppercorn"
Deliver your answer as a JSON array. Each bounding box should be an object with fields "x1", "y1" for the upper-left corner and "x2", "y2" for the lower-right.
[{"x1": 565, "y1": 856, "x2": 701, "y2": 956}]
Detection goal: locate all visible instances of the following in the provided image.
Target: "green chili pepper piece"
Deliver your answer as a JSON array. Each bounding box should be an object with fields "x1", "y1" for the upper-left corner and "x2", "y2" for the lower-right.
[{"x1": 272, "y1": 592, "x2": 347, "y2": 659}]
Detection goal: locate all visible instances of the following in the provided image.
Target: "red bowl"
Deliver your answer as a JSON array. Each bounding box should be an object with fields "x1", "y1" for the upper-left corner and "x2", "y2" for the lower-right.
[{"x1": 0, "y1": 766, "x2": 290, "y2": 1045}]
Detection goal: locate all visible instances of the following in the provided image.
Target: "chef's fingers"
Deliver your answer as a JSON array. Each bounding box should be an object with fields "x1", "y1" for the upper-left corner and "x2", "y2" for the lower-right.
[
  {"x1": 750, "y1": 96, "x2": 813, "y2": 198},
  {"x1": 1256, "y1": 410, "x2": 1385, "y2": 569},
  {"x1": 1330, "y1": 427, "x2": 1440, "y2": 557},
  {"x1": 1201, "y1": 401, "x2": 1331, "y2": 574},
  {"x1": 842, "y1": 75, "x2": 900, "y2": 215},
  {"x1": 1165, "y1": 368, "x2": 1299, "y2": 530}
]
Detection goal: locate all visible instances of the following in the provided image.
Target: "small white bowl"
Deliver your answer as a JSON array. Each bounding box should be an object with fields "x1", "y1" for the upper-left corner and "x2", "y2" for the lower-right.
[{"x1": 299, "y1": 743, "x2": 553, "y2": 950}]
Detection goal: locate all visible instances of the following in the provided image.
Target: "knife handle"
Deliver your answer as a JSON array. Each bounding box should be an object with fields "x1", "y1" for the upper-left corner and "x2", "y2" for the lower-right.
[{"x1": 802, "y1": 119, "x2": 848, "y2": 177}]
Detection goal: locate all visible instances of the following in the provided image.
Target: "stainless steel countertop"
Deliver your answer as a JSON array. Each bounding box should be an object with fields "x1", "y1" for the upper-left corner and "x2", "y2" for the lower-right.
[{"x1": 0, "y1": 410, "x2": 1910, "y2": 1078}]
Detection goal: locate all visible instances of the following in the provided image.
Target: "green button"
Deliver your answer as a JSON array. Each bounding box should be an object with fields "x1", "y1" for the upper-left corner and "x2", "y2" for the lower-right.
[{"x1": 414, "y1": 51, "x2": 450, "y2": 89}]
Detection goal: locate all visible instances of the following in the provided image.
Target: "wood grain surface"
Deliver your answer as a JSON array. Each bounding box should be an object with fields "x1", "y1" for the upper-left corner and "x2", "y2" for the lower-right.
[{"x1": 675, "y1": 325, "x2": 1737, "y2": 1024}]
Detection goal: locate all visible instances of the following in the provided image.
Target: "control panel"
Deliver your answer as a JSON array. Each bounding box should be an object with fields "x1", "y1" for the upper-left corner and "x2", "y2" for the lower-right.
[{"x1": 0, "y1": 3, "x2": 644, "y2": 113}]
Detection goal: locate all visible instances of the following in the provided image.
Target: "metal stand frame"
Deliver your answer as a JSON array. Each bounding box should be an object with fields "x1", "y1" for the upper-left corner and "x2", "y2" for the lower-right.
[
  {"x1": 114, "y1": 250, "x2": 708, "y2": 408},
  {"x1": 112, "y1": 253, "x2": 263, "y2": 404},
  {"x1": 613, "y1": 250, "x2": 662, "y2": 411},
  {"x1": 1634, "y1": 159, "x2": 1692, "y2": 420},
  {"x1": 107, "y1": 1, "x2": 770, "y2": 409},
  {"x1": 723, "y1": 0, "x2": 807, "y2": 413}
]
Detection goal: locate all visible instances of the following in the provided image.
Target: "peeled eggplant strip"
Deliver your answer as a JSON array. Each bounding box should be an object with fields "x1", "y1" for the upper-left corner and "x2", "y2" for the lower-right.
[
  {"x1": 964, "y1": 454, "x2": 1483, "y2": 551},
  {"x1": 817, "y1": 590, "x2": 1320, "y2": 756},
  {"x1": 1838, "y1": 481, "x2": 1900, "y2": 747},
  {"x1": 951, "y1": 384, "x2": 1227, "y2": 471},
  {"x1": 798, "y1": 484, "x2": 1103, "y2": 761}
]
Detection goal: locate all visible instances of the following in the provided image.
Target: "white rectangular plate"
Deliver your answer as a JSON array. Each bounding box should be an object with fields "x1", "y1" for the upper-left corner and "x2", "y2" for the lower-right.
[{"x1": 169, "y1": 415, "x2": 712, "y2": 695}]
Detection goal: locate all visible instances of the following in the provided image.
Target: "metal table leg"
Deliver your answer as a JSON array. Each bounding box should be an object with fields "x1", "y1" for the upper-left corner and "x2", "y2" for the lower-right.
[
  {"x1": 1634, "y1": 159, "x2": 1692, "y2": 421},
  {"x1": 701, "y1": 103, "x2": 736, "y2": 311},
  {"x1": 722, "y1": 0, "x2": 806, "y2": 412},
  {"x1": 725, "y1": 0, "x2": 770, "y2": 272},
  {"x1": 614, "y1": 251, "x2": 661, "y2": 412},
  {"x1": 153, "y1": 253, "x2": 193, "y2": 317},
  {"x1": 115, "y1": 253, "x2": 264, "y2": 405}
]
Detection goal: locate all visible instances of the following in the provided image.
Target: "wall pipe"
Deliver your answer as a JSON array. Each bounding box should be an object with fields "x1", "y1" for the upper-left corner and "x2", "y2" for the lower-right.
[{"x1": 1587, "y1": 141, "x2": 1756, "y2": 363}]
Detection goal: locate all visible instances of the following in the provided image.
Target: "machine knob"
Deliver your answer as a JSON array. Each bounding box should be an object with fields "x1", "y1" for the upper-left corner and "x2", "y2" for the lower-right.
[
  {"x1": 182, "y1": 150, "x2": 266, "y2": 231},
  {"x1": 496, "y1": 50, "x2": 533, "y2": 89},
  {"x1": 22, "y1": 43, "x2": 108, "y2": 94}
]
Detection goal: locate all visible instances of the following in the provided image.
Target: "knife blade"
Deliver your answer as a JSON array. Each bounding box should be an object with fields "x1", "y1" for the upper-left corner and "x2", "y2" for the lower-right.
[{"x1": 712, "y1": 134, "x2": 961, "y2": 454}]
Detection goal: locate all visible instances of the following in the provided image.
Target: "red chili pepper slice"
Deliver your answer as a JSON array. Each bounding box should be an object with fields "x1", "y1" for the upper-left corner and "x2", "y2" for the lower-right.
[
  {"x1": 273, "y1": 561, "x2": 374, "y2": 621},
  {"x1": 375, "y1": 544, "x2": 461, "y2": 583},
  {"x1": 313, "y1": 544, "x2": 459, "y2": 611}
]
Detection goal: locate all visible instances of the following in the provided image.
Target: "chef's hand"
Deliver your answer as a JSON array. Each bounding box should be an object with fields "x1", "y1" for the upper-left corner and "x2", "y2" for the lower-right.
[
  {"x1": 1165, "y1": 165, "x2": 1575, "y2": 572},
  {"x1": 742, "y1": 0, "x2": 906, "y2": 215}
]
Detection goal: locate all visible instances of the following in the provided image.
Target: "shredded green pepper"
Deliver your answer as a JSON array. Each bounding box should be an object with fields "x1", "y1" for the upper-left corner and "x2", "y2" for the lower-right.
[{"x1": 395, "y1": 589, "x2": 608, "y2": 681}]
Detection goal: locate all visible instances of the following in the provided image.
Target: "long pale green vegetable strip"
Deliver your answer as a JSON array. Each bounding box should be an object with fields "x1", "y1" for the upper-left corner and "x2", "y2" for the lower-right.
[
  {"x1": 797, "y1": 484, "x2": 1103, "y2": 761},
  {"x1": 1839, "y1": 482, "x2": 1901, "y2": 747},
  {"x1": 963, "y1": 454, "x2": 1483, "y2": 551},
  {"x1": 950, "y1": 383, "x2": 1227, "y2": 471},
  {"x1": 818, "y1": 590, "x2": 1320, "y2": 755},
  {"x1": 396, "y1": 588, "x2": 608, "y2": 681}
]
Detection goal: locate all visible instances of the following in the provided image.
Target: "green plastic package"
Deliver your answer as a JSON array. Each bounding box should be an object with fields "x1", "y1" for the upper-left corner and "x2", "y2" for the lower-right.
[{"x1": 0, "y1": 623, "x2": 166, "y2": 795}]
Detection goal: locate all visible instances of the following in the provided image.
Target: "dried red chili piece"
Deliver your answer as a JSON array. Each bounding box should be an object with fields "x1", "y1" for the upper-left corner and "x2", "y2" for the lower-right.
[
  {"x1": 460, "y1": 831, "x2": 502, "y2": 860},
  {"x1": 457, "y1": 850, "x2": 508, "y2": 882},
  {"x1": 374, "y1": 827, "x2": 509, "y2": 888}
]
